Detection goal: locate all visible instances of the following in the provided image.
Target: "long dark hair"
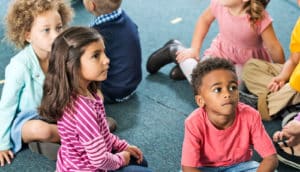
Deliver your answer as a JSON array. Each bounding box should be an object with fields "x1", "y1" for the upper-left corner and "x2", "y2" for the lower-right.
[{"x1": 39, "y1": 26, "x2": 103, "y2": 121}]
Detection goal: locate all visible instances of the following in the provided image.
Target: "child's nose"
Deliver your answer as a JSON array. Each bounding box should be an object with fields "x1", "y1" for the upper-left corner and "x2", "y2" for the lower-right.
[
  {"x1": 51, "y1": 31, "x2": 60, "y2": 43},
  {"x1": 102, "y1": 54, "x2": 110, "y2": 65},
  {"x1": 104, "y1": 54, "x2": 110, "y2": 65},
  {"x1": 223, "y1": 89, "x2": 231, "y2": 98}
]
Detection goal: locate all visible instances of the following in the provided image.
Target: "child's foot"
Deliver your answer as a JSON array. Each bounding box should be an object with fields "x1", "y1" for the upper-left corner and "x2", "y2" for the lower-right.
[
  {"x1": 275, "y1": 142, "x2": 300, "y2": 169},
  {"x1": 28, "y1": 142, "x2": 60, "y2": 160},
  {"x1": 169, "y1": 65, "x2": 186, "y2": 80}
]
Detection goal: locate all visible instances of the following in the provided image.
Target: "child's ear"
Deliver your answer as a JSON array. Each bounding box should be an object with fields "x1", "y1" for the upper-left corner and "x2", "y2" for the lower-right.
[
  {"x1": 195, "y1": 95, "x2": 205, "y2": 108},
  {"x1": 25, "y1": 32, "x2": 31, "y2": 43},
  {"x1": 85, "y1": 0, "x2": 96, "y2": 12}
]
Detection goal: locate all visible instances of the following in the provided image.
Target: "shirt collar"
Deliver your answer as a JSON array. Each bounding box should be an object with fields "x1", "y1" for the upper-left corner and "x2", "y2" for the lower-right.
[{"x1": 91, "y1": 8, "x2": 122, "y2": 26}]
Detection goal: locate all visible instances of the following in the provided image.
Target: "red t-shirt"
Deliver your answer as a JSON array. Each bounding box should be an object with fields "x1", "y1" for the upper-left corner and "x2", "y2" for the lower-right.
[{"x1": 181, "y1": 103, "x2": 276, "y2": 167}]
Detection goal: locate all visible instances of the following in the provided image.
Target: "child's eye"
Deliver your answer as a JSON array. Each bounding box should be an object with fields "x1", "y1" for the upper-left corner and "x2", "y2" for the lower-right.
[
  {"x1": 229, "y1": 85, "x2": 238, "y2": 92},
  {"x1": 43, "y1": 28, "x2": 50, "y2": 33},
  {"x1": 213, "y1": 87, "x2": 221, "y2": 93},
  {"x1": 92, "y1": 52, "x2": 100, "y2": 59}
]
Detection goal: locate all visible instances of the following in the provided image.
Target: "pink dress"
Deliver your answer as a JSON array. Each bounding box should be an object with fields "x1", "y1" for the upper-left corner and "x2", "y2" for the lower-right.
[{"x1": 204, "y1": 0, "x2": 273, "y2": 65}]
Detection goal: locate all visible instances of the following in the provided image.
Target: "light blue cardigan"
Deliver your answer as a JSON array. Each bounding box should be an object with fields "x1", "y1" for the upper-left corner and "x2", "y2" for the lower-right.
[{"x1": 0, "y1": 45, "x2": 45, "y2": 151}]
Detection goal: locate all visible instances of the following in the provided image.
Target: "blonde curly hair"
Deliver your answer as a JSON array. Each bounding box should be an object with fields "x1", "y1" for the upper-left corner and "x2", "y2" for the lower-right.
[{"x1": 5, "y1": 0, "x2": 74, "y2": 49}]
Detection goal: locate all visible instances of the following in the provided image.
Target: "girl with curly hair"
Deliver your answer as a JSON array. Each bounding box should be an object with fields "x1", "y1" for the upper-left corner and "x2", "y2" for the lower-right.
[{"x1": 0, "y1": 0, "x2": 73, "y2": 166}]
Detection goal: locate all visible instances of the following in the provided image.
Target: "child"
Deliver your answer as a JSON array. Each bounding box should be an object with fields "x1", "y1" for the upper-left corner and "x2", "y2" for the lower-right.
[
  {"x1": 0, "y1": 0, "x2": 73, "y2": 166},
  {"x1": 242, "y1": 16, "x2": 300, "y2": 120},
  {"x1": 39, "y1": 26, "x2": 152, "y2": 172},
  {"x1": 147, "y1": 0, "x2": 285, "y2": 82},
  {"x1": 83, "y1": 0, "x2": 142, "y2": 103},
  {"x1": 181, "y1": 58, "x2": 278, "y2": 172}
]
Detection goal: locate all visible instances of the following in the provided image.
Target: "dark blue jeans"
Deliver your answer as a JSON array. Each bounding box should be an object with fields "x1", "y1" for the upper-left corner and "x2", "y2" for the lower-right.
[{"x1": 113, "y1": 156, "x2": 152, "y2": 172}]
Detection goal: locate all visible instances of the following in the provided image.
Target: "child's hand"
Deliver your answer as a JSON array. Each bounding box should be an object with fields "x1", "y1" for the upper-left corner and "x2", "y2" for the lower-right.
[
  {"x1": 267, "y1": 76, "x2": 285, "y2": 92},
  {"x1": 273, "y1": 120, "x2": 300, "y2": 147},
  {"x1": 273, "y1": 130, "x2": 284, "y2": 141},
  {"x1": 119, "y1": 151, "x2": 130, "y2": 165},
  {"x1": 273, "y1": 130, "x2": 298, "y2": 147},
  {"x1": 176, "y1": 48, "x2": 199, "y2": 63},
  {"x1": 0, "y1": 150, "x2": 14, "y2": 166},
  {"x1": 283, "y1": 120, "x2": 300, "y2": 136},
  {"x1": 124, "y1": 145, "x2": 143, "y2": 164}
]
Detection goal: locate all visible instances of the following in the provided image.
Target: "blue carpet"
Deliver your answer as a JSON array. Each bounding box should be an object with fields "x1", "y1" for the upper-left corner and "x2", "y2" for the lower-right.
[{"x1": 0, "y1": 0, "x2": 299, "y2": 171}]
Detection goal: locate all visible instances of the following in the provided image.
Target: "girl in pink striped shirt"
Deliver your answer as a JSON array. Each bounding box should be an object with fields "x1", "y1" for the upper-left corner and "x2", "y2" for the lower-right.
[{"x1": 39, "y1": 26, "x2": 152, "y2": 172}]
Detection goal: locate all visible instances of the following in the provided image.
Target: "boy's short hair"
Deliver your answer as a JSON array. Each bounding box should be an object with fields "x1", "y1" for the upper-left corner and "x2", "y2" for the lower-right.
[
  {"x1": 191, "y1": 57, "x2": 236, "y2": 95},
  {"x1": 5, "y1": 0, "x2": 73, "y2": 49},
  {"x1": 93, "y1": 0, "x2": 122, "y2": 16}
]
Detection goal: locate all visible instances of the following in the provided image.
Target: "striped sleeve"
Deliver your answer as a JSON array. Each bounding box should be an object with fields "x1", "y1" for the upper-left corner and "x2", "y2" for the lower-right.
[
  {"x1": 73, "y1": 98, "x2": 100, "y2": 141},
  {"x1": 73, "y1": 98, "x2": 125, "y2": 170},
  {"x1": 109, "y1": 134, "x2": 129, "y2": 152},
  {"x1": 82, "y1": 136, "x2": 125, "y2": 170}
]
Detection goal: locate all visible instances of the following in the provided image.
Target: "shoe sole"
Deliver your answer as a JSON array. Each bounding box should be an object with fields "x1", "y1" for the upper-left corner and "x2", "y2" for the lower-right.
[{"x1": 277, "y1": 154, "x2": 300, "y2": 169}]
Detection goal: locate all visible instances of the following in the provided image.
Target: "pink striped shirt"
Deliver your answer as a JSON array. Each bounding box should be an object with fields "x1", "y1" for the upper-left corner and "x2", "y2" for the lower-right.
[{"x1": 56, "y1": 93, "x2": 128, "y2": 172}]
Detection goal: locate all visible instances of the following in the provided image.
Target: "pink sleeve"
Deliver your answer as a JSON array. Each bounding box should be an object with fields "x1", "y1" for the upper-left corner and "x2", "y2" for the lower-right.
[
  {"x1": 73, "y1": 101, "x2": 126, "y2": 170},
  {"x1": 210, "y1": 0, "x2": 218, "y2": 17},
  {"x1": 110, "y1": 134, "x2": 129, "y2": 152},
  {"x1": 250, "y1": 110, "x2": 276, "y2": 158},
  {"x1": 181, "y1": 115, "x2": 202, "y2": 167},
  {"x1": 258, "y1": 10, "x2": 273, "y2": 33},
  {"x1": 82, "y1": 136, "x2": 125, "y2": 170}
]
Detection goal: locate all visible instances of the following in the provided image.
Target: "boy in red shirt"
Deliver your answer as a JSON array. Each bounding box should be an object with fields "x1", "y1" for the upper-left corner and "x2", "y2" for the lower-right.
[{"x1": 181, "y1": 58, "x2": 278, "y2": 172}]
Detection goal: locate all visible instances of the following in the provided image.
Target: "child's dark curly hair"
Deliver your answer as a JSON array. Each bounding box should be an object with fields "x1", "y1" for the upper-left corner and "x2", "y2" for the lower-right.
[{"x1": 191, "y1": 58, "x2": 236, "y2": 95}]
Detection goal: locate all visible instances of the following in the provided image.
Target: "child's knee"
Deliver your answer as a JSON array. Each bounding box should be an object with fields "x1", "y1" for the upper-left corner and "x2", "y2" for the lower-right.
[{"x1": 26, "y1": 120, "x2": 58, "y2": 141}]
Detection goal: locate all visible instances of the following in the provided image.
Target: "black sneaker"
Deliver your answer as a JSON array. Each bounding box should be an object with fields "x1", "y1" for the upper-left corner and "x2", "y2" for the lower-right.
[{"x1": 239, "y1": 91, "x2": 258, "y2": 109}]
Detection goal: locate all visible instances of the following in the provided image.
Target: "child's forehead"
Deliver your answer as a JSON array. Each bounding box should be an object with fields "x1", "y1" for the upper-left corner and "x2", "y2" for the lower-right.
[
  {"x1": 205, "y1": 68, "x2": 235, "y2": 77},
  {"x1": 202, "y1": 69, "x2": 237, "y2": 84}
]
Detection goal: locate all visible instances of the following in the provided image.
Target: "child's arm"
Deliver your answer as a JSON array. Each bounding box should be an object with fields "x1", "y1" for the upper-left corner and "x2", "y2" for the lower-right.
[
  {"x1": 182, "y1": 166, "x2": 202, "y2": 172},
  {"x1": 74, "y1": 104, "x2": 128, "y2": 169},
  {"x1": 176, "y1": 7, "x2": 215, "y2": 63},
  {"x1": 261, "y1": 23, "x2": 285, "y2": 64},
  {"x1": 268, "y1": 52, "x2": 300, "y2": 92},
  {"x1": 256, "y1": 154, "x2": 278, "y2": 172},
  {"x1": 0, "y1": 60, "x2": 26, "y2": 160}
]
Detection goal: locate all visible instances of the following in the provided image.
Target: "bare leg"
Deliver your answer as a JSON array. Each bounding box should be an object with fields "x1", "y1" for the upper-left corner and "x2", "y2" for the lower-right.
[
  {"x1": 179, "y1": 58, "x2": 198, "y2": 84},
  {"x1": 21, "y1": 120, "x2": 60, "y2": 143}
]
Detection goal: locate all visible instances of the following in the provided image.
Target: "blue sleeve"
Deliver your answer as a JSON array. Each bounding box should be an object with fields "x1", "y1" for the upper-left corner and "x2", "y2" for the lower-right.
[{"x1": 0, "y1": 60, "x2": 26, "y2": 151}]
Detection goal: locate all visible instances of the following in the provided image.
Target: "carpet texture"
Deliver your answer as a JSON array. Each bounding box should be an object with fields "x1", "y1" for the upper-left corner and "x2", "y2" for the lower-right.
[{"x1": 0, "y1": 0, "x2": 299, "y2": 171}]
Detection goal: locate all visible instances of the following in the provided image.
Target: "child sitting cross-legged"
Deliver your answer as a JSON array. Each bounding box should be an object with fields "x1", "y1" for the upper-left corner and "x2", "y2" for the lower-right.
[
  {"x1": 181, "y1": 58, "x2": 278, "y2": 172},
  {"x1": 39, "y1": 26, "x2": 152, "y2": 172}
]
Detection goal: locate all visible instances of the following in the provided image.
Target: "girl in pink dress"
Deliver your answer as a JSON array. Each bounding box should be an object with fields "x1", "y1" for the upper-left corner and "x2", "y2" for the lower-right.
[
  {"x1": 177, "y1": 0, "x2": 285, "y2": 81},
  {"x1": 147, "y1": 0, "x2": 285, "y2": 82}
]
